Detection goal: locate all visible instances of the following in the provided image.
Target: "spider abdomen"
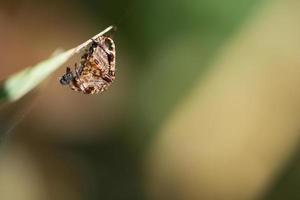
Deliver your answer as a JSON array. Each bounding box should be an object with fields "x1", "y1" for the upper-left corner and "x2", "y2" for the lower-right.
[{"x1": 60, "y1": 35, "x2": 116, "y2": 95}]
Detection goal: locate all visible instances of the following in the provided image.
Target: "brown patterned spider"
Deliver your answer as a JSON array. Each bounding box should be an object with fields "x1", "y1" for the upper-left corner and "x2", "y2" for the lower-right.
[{"x1": 60, "y1": 35, "x2": 116, "y2": 94}]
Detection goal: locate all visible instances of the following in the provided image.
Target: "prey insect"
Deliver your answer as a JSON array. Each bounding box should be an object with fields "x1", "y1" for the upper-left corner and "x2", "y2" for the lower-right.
[{"x1": 60, "y1": 35, "x2": 116, "y2": 94}]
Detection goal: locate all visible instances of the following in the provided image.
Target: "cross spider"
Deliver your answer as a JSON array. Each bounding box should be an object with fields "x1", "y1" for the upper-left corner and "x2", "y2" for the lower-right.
[{"x1": 60, "y1": 35, "x2": 116, "y2": 94}]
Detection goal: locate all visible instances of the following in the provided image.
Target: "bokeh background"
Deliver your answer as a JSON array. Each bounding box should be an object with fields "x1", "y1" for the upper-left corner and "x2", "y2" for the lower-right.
[{"x1": 1, "y1": 0, "x2": 300, "y2": 199}]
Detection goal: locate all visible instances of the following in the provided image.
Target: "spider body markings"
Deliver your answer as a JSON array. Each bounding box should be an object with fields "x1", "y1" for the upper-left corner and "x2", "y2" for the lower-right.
[{"x1": 60, "y1": 36, "x2": 116, "y2": 94}]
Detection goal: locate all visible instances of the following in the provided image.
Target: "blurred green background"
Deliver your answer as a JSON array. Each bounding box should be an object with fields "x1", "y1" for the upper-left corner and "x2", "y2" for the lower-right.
[{"x1": 1, "y1": 0, "x2": 300, "y2": 199}]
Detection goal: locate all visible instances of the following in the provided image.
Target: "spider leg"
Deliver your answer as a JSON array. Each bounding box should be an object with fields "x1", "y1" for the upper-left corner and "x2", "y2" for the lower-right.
[
  {"x1": 102, "y1": 74, "x2": 113, "y2": 83},
  {"x1": 100, "y1": 38, "x2": 116, "y2": 62},
  {"x1": 81, "y1": 51, "x2": 89, "y2": 64},
  {"x1": 88, "y1": 39, "x2": 99, "y2": 55},
  {"x1": 75, "y1": 63, "x2": 83, "y2": 78},
  {"x1": 97, "y1": 43, "x2": 109, "y2": 56},
  {"x1": 66, "y1": 67, "x2": 71, "y2": 73},
  {"x1": 98, "y1": 39, "x2": 116, "y2": 76},
  {"x1": 91, "y1": 39, "x2": 99, "y2": 47},
  {"x1": 96, "y1": 43, "x2": 114, "y2": 67},
  {"x1": 91, "y1": 37, "x2": 114, "y2": 66},
  {"x1": 88, "y1": 47, "x2": 94, "y2": 54}
]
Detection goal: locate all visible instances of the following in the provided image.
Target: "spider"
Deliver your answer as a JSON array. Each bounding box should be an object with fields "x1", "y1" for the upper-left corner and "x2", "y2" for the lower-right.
[{"x1": 60, "y1": 35, "x2": 116, "y2": 94}]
